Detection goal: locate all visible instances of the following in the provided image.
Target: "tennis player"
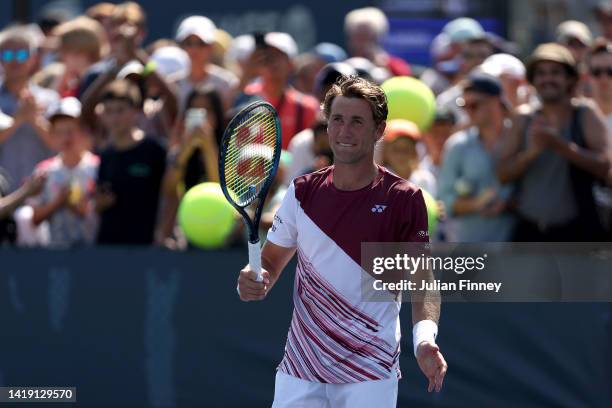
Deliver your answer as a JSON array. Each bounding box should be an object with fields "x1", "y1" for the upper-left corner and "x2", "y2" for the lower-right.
[{"x1": 237, "y1": 75, "x2": 446, "y2": 407}]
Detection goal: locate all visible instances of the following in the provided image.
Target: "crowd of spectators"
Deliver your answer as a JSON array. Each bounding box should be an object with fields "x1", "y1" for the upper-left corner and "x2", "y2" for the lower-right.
[{"x1": 0, "y1": 2, "x2": 611, "y2": 248}]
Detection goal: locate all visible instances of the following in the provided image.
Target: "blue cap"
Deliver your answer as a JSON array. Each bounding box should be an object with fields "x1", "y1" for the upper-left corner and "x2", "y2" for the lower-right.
[
  {"x1": 313, "y1": 42, "x2": 347, "y2": 63},
  {"x1": 463, "y1": 72, "x2": 502, "y2": 96}
]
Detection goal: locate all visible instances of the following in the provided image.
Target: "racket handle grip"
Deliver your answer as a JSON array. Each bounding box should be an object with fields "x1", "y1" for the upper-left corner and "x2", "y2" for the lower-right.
[{"x1": 248, "y1": 240, "x2": 263, "y2": 282}]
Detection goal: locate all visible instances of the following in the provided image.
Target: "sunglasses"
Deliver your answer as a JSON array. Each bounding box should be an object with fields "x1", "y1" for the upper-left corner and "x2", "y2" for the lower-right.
[
  {"x1": 0, "y1": 48, "x2": 30, "y2": 63},
  {"x1": 456, "y1": 97, "x2": 486, "y2": 112},
  {"x1": 590, "y1": 67, "x2": 612, "y2": 77}
]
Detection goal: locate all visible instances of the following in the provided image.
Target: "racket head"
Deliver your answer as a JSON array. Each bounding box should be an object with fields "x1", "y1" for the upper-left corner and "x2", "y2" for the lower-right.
[{"x1": 219, "y1": 100, "x2": 282, "y2": 239}]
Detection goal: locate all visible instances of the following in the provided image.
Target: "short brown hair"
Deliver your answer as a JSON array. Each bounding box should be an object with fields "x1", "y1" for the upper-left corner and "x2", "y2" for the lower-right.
[
  {"x1": 101, "y1": 79, "x2": 142, "y2": 108},
  {"x1": 322, "y1": 75, "x2": 388, "y2": 125},
  {"x1": 111, "y1": 2, "x2": 146, "y2": 28},
  {"x1": 86, "y1": 2, "x2": 115, "y2": 21},
  {"x1": 55, "y1": 17, "x2": 107, "y2": 62}
]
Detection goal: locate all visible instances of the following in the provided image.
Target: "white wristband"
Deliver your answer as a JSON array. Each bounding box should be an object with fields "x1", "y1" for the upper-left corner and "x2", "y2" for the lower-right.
[{"x1": 413, "y1": 320, "x2": 438, "y2": 356}]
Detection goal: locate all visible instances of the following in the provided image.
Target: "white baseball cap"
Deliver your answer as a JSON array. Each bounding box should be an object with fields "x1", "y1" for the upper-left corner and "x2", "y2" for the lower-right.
[
  {"x1": 481, "y1": 53, "x2": 526, "y2": 79},
  {"x1": 47, "y1": 97, "x2": 81, "y2": 120},
  {"x1": 226, "y1": 34, "x2": 255, "y2": 63},
  {"x1": 443, "y1": 18, "x2": 485, "y2": 43},
  {"x1": 175, "y1": 15, "x2": 216, "y2": 44},
  {"x1": 264, "y1": 32, "x2": 298, "y2": 59},
  {"x1": 116, "y1": 59, "x2": 144, "y2": 79},
  {"x1": 150, "y1": 46, "x2": 191, "y2": 82},
  {"x1": 556, "y1": 20, "x2": 593, "y2": 47}
]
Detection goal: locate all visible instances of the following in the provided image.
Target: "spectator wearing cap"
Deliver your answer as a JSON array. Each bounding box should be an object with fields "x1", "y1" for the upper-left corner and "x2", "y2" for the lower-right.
[
  {"x1": 0, "y1": 25, "x2": 60, "y2": 194},
  {"x1": 594, "y1": 2, "x2": 612, "y2": 41},
  {"x1": 285, "y1": 63, "x2": 357, "y2": 182},
  {"x1": 420, "y1": 33, "x2": 459, "y2": 96},
  {"x1": 381, "y1": 119, "x2": 437, "y2": 196},
  {"x1": 442, "y1": 17, "x2": 493, "y2": 78},
  {"x1": 30, "y1": 97, "x2": 99, "y2": 246},
  {"x1": 344, "y1": 7, "x2": 411, "y2": 76},
  {"x1": 556, "y1": 20, "x2": 594, "y2": 97},
  {"x1": 436, "y1": 18, "x2": 494, "y2": 129},
  {"x1": 240, "y1": 32, "x2": 319, "y2": 150},
  {"x1": 438, "y1": 73, "x2": 515, "y2": 242},
  {"x1": 588, "y1": 41, "x2": 612, "y2": 127},
  {"x1": 292, "y1": 43, "x2": 347, "y2": 96},
  {"x1": 557, "y1": 20, "x2": 593, "y2": 65},
  {"x1": 481, "y1": 53, "x2": 530, "y2": 109},
  {"x1": 175, "y1": 15, "x2": 238, "y2": 111},
  {"x1": 95, "y1": 79, "x2": 166, "y2": 245},
  {"x1": 224, "y1": 34, "x2": 255, "y2": 81},
  {"x1": 497, "y1": 43, "x2": 610, "y2": 241},
  {"x1": 313, "y1": 42, "x2": 347, "y2": 64},
  {"x1": 587, "y1": 40, "x2": 612, "y2": 235}
]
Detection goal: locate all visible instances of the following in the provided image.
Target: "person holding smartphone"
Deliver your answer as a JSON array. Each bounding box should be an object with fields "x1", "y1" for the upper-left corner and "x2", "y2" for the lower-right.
[{"x1": 157, "y1": 85, "x2": 224, "y2": 247}]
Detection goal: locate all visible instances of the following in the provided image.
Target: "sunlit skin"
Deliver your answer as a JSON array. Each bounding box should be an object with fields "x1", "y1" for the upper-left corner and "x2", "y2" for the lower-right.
[
  {"x1": 0, "y1": 39, "x2": 35, "y2": 85},
  {"x1": 60, "y1": 51, "x2": 92, "y2": 76},
  {"x1": 383, "y1": 137, "x2": 419, "y2": 179},
  {"x1": 460, "y1": 40, "x2": 493, "y2": 75},
  {"x1": 589, "y1": 52, "x2": 612, "y2": 114},
  {"x1": 564, "y1": 37, "x2": 588, "y2": 65},
  {"x1": 181, "y1": 34, "x2": 212, "y2": 81},
  {"x1": 461, "y1": 90, "x2": 496, "y2": 129},
  {"x1": 327, "y1": 96, "x2": 384, "y2": 167},
  {"x1": 423, "y1": 122, "x2": 453, "y2": 166},
  {"x1": 101, "y1": 99, "x2": 138, "y2": 140},
  {"x1": 531, "y1": 60, "x2": 575, "y2": 103},
  {"x1": 51, "y1": 117, "x2": 86, "y2": 156},
  {"x1": 256, "y1": 47, "x2": 292, "y2": 95}
]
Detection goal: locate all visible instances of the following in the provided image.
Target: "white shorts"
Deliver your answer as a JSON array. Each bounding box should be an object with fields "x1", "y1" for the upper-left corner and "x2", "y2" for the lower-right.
[{"x1": 271, "y1": 371, "x2": 398, "y2": 408}]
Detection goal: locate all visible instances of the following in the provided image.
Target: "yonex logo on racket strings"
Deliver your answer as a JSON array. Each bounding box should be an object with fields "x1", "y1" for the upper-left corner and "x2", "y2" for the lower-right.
[{"x1": 371, "y1": 205, "x2": 387, "y2": 213}]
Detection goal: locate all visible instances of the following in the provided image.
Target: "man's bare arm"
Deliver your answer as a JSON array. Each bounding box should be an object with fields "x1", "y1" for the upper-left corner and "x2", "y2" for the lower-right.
[
  {"x1": 410, "y1": 264, "x2": 440, "y2": 325},
  {"x1": 497, "y1": 113, "x2": 539, "y2": 184},
  {"x1": 237, "y1": 241, "x2": 296, "y2": 301},
  {"x1": 554, "y1": 104, "x2": 610, "y2": 180}
]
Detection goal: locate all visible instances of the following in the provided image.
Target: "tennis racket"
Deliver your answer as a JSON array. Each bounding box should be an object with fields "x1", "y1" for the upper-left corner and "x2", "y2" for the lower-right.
[{"x1": 219, "y1": 100, "x2": 282, "y2": 282}]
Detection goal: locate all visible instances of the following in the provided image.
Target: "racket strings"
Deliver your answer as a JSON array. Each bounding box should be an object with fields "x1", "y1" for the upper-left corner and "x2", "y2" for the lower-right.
[{"x1": 223, "y1": 107, "x2": 279, "y2": 206}]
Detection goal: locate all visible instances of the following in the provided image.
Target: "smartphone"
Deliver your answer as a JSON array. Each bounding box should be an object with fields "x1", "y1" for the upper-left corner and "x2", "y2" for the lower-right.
[{"x1": 185, "y1": 108, "x2": 207, "y2": 131}]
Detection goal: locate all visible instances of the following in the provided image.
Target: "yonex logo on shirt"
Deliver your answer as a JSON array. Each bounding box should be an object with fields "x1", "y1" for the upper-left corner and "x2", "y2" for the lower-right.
[
  {"x1": 417, "y1": 230, "x2": 429, "y2": 238},
  {"x1": 371, "y1": 205, "x2": 387, "y2": 213}
]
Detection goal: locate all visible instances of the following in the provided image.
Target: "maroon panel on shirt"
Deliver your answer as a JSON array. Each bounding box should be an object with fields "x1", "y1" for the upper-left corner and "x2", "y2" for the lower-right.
[{"x1": 293, "y1": 165, "x2": 429, "y2": 266}]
